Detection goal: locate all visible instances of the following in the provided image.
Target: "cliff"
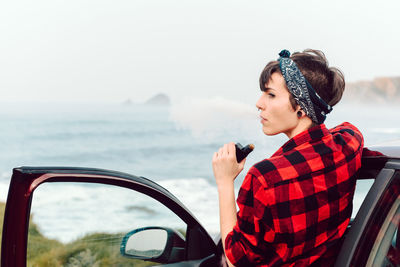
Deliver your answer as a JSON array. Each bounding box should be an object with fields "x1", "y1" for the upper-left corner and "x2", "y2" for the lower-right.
[
  {"x1": 344, "y1": 76, "x2": 400, "y2": 103},
  {"x1": 144, "y1": 93, "x2": 171, "y2": 106},
  {"x1": 122, "y1": 93, "x2": 171, "y2": 106}
]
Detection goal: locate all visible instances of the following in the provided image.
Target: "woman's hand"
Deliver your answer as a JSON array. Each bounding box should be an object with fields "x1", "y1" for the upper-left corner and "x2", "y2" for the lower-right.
[
  {"x1": 212, "y1": 142, "x2": 246, "y2": 188},
  {"x1": 213, "y1": 142, "x2": 243, "y2": 267}
]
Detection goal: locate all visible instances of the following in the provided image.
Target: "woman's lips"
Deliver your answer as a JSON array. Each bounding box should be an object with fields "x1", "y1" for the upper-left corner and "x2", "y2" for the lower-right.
[{"x1": 260, "y1": 115, "x2": 267, "y2": 123}]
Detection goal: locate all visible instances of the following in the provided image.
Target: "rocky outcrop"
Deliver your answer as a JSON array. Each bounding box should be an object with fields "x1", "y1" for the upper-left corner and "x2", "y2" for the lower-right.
[
  {"x1": 344, "y1": 77, "x2": 400, "y2": 103},
  {"x1": 144, "y1": 93, "x2": 171, "y2": 106}
]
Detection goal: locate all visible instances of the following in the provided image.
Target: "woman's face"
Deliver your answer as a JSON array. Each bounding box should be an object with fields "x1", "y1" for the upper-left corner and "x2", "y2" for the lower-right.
[{"x1": 256, "y1": 72, "x2": 300, "y2": 138}]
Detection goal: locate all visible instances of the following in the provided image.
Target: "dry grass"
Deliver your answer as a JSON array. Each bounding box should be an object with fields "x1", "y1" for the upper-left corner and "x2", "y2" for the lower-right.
[
  {"x1": 1, "y1": 202, "x2": 154, "y2": 266},
  {"x1": 0, "y1": 201, "x2": 4, "y2": 263}
]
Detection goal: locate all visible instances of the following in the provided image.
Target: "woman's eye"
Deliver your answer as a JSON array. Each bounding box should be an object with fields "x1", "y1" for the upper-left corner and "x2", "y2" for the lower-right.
[{"x1": 268, "y1": 93, "x2": 275, "y2": 98}]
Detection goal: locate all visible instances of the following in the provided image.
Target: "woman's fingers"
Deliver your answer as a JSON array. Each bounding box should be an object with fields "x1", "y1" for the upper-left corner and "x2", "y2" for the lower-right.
[
  {"x1": 213, "y1": 142, "x2": 246, "y2": 186},
  {"x1": 223, "y1": 143, "x2": 229, "y2": 156},
  {"x1": 213, "y1": 152, "x2": 218, "y2": 161},
  {"x1": 215, "y1": 142, "x2": 239, "y2": 162},
  {"x1": 228, "y1": 142, "x2": 235, "y2": 158},
  {"x1": 218, "y1": 147, "x2": 224, "y2": 157}
]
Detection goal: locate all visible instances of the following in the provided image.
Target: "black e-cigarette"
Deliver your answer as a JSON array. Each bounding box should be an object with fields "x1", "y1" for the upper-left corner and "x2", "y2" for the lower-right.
[{"x1": 235, "y1": 143, "x2": 255, "y2": 163}]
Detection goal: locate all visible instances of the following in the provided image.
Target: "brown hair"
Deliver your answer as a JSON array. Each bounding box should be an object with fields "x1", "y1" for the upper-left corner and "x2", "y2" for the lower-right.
[{"x1": 259, "y1": 49, "x2": 345, "y2": 110}]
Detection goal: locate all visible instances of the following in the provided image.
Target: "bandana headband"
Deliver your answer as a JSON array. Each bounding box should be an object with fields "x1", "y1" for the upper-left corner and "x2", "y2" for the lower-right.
[{"x1": 278, "y1": 49, "x2": 332, "y2": 124}]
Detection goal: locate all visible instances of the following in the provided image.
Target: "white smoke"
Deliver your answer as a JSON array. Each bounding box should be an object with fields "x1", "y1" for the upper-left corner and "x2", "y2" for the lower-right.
[{"x1": 169, "y1": 96, "x2": 260, "y2": 141}]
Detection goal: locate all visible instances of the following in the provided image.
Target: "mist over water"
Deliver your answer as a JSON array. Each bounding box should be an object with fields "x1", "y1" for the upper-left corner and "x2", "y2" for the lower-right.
[
  {"x1": 0, "y1": 99, "x2": 398, "y2": 242},
  {"x1": 170, "y1": 97, "x2": 259, "y2": 140}
]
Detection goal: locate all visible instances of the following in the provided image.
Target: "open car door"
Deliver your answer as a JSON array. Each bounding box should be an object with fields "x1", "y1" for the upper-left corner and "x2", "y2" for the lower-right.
[{"x1": 1, "y1": 167, "x2": 221, "y2": 266}]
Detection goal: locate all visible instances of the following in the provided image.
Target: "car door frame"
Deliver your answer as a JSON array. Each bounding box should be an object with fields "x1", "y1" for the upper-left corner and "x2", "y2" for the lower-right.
[
  {"x1": 335, "y1": 158, "x2": 400, "y2": 266},
  {"x1": 1, "y1": 166, "x2": 218, "y2": 267}
]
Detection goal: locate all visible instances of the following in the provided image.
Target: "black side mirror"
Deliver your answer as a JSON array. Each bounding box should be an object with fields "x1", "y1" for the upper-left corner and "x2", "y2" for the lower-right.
[{"x1": 120, "y1": 226, "x2": 186, "y2": 263}]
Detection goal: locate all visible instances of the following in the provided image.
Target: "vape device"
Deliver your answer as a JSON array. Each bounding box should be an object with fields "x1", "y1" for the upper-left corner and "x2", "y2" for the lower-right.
[{"x1": 235, "y1": 143, "x2": 254, "y2": 162}]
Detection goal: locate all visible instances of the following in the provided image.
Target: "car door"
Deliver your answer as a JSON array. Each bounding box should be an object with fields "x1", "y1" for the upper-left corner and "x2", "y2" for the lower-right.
[
  {"x1": 335, "y1": 158, "x2": 400, "y2": 266},
  {"x1": 1, "y1": 167, "x2": 220, "y2": 267}
]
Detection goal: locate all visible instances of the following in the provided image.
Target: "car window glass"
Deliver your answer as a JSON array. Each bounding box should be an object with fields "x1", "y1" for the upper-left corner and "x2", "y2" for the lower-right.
[
  {"x1": 352, "y1": 179, "x2": 374, "y2": 218},
  {"x1": 27, "y1": 182, "x2": 186, "y2": 266},
  {"x1": 366, "y1": 196, "x2": 400, "y2": 267}
]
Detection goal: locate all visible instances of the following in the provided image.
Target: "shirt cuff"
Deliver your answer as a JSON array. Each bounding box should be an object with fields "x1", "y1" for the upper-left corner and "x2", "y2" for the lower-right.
[{"x1": 225, "y1": 230, "x2": 249, "y2": 266}]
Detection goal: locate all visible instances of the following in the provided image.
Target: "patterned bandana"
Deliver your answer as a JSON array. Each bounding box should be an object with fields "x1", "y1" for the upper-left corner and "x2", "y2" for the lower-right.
[{"x1": 278, "y1": 49, "x2": 332, "y2": 124}]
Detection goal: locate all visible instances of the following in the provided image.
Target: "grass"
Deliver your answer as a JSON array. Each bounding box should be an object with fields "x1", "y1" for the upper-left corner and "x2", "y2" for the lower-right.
[
  {"x1": 0, "y1": 201, "x2": 4, "y2": 263},
  {"x1": 26, "y1": 232, "x2": 152, "y2": 267},
  {"x1": 0, "y1": 201, "x2": 155, "y2": 266}
]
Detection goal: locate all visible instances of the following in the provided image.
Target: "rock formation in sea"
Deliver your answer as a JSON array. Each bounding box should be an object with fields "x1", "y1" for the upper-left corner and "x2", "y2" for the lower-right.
[
  {"x1": 344, "y1": 76, "x2": 400, "y2": 103},
  {"x1": 144, "y1": 93, "x2": 171, "y2": 106}
]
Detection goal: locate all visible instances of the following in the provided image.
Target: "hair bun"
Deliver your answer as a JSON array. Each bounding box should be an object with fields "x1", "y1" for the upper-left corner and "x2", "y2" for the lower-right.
[{"x1": 279, "y1": 49, "x2": 291, "y2": 58}]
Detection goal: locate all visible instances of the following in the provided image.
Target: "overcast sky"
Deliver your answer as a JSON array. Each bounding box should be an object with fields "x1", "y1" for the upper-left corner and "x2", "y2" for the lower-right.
[{"x1": 1, "y1": 0, "x2": 399, "y2": 104}]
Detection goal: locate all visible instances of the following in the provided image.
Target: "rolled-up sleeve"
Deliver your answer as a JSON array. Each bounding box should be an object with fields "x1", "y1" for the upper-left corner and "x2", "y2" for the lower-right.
[{"x1": 225, "y1": 170, "x2": 276, "y2": 266}]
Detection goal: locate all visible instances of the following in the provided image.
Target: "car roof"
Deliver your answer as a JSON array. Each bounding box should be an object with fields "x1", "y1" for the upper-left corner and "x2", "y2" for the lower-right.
[
  {"x1": 358, "y1": 143, "x2": 400, "y2": 179},
  {"x1": 368, "y1": 142, "x2": 400, "y2": 159}
]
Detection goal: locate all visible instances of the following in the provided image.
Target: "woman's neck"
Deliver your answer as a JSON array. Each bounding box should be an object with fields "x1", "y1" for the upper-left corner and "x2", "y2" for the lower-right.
[{"x1": 285, "y1": 118, "x2": 314, "y2": 139}]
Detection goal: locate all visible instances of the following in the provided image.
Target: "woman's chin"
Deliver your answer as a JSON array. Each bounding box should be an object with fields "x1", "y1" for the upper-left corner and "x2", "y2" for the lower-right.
[{"x1": 262, "y1": 127, "x2": 279, "y2": 136}]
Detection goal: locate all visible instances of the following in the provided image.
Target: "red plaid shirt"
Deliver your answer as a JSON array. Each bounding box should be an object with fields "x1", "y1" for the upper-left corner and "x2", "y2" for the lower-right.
[{"x1": 225, "y1": 122, "x2": 364, "y2": 266}]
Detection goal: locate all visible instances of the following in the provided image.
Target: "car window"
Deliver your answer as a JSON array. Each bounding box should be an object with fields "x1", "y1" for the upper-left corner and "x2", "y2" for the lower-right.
[
  {"x1": 366, "y1": 196, "x2": 400, "y2": 267},
  {"x1": 353, "y1": 179, "x2": 374, "y2": 218},
  {"x1": 27, "y1": 182, "x2": 187, "y2": 266}
]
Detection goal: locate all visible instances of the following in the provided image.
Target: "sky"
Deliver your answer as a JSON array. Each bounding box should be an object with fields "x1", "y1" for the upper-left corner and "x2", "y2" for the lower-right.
[{"x1": 1, "y1": 0, "x2": 400, "y2": 104}]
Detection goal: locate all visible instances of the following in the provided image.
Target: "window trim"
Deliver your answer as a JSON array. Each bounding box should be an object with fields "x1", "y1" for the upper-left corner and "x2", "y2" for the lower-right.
[{"x1": 366, "y1": 196, "x2": 400, "y2": 266}]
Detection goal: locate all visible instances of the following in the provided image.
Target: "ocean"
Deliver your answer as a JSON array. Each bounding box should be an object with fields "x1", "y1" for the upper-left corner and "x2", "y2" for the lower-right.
[{"x1": 0, "y1": 99, "x2": 399, "y2": 243}]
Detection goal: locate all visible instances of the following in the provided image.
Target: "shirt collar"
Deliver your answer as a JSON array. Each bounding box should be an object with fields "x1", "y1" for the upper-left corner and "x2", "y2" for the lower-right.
[{"x1": 276, "y1": 124, "x2": 330, "y2": 155}]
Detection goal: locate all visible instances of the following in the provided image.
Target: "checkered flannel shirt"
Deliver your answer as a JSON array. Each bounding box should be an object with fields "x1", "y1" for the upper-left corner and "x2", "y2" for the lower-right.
[{"x1": 225, "y1": 122, "x2": 364, "y2": 266}]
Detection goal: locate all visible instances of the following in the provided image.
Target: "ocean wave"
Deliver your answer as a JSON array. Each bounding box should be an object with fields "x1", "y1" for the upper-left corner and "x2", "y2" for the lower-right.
[
  {"x1": 0, "y1": 183, "x2": 9, "y2": 202},
  {"x1": 0, "y1": 172, "x2": 11, "y2": 202},
  {"x1": 20, "y1": 177, "x2": 223, "y2": 243},
  {"x1": 159, "y1": 177, "x2": 237, "y2": 236},
  {"x1": 28, "y1": 182, "x2": 190, "y2": 243}
]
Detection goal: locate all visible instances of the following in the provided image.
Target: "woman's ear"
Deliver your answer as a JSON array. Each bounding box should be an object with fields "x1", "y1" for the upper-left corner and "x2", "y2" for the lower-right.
[
  {"x1": 295, "y1": 106, "x2": 304, "y2": 118},
  {"x1": 297, "y1": 111, "x2": 303, "y2": 118}
]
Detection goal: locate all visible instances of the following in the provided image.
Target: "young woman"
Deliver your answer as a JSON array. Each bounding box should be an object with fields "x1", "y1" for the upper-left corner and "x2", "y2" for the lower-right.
[{"x1": 212, "y1": 49, "x2": 364, "y2": 266}]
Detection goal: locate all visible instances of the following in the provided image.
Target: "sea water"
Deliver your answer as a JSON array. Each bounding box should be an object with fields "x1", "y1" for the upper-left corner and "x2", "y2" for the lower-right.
[{"x1": 0, "y1": 99, "x2": 399, "y2": 242}]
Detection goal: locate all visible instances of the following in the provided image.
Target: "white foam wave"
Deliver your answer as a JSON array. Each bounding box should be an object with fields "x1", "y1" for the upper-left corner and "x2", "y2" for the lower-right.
[
  {"x1": 29, "y1": 182, "x2": 189, "y2": 243},
  {"x1": 0, "y1": 182, "x2": 9, "y2": 202},
  {"x1": 0, "y1": 172, "x2": 11, "y2": 202},
  {"x1": 159, "y1": 178, "x2": 222, "y2": 237},
  {"x1": 22, "y1": 177, "x2": 227, "y2": 243}
]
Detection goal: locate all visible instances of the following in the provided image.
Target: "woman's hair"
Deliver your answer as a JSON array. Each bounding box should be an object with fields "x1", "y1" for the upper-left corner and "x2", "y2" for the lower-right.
[{"x1": 259, "y1": 49, "x2": 345, "y2": 109}]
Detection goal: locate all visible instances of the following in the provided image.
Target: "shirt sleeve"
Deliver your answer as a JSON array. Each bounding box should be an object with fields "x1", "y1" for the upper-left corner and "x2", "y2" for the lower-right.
[
  {"x1": 330, "y1": 122, "x2": 364, "y2": 149},
  {"x1": 224, "y1": 169, "x2": 277, "y2": 266}
]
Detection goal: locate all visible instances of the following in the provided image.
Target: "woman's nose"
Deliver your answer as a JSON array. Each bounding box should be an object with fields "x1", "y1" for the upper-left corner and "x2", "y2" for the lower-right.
[{"x1": 256, "y1": 95, "x2": 264, "y2": 111}]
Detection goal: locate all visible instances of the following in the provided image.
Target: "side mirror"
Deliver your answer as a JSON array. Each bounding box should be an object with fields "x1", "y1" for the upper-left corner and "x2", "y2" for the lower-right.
[{"x1": 120, "y1": 226, "x2": 186, "y2": 263}]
